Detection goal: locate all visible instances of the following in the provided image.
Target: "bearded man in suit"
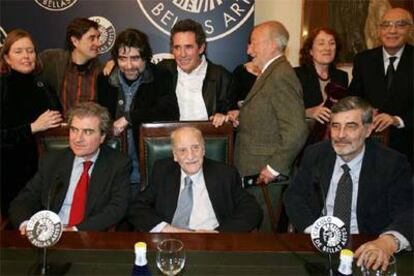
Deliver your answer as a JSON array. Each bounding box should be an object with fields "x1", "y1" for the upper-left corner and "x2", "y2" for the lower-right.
[
  {"x1": 232, "y1": 21, "x2": 308, "y2": 183},
  {"x1": 9, "y1": 102, "x2": 131, "y2": 232},
  {"x1": 284, "y1": 96, "x2": 412, "y2": 271},
  {"x1": 349, "y1": 8, "x2": 413, "y2": 165}
]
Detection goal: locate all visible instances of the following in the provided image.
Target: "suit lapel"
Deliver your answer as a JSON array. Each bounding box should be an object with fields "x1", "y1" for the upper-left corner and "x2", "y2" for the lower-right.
[
  {"x1": 319, "y1": 146, "x2": 336, "y2": 207},
  {"x1": 201, "y1": 160, "x2": 221, "y2": 219},
  {"x1": 52, "y1": 149, "x2": 74, "y2": 213},
  {"x1": 85, "y1": 148, "x2": 109, "y2": 215},
  {"x1": 166, "y1": 163, "x2": 182, "y2": 221},
  {"x1": 356, "y1": 142, "x2": 374, "y2": 227},
  {"x1": 242, "y1": 56, "x2": 284, "y2": 105}
]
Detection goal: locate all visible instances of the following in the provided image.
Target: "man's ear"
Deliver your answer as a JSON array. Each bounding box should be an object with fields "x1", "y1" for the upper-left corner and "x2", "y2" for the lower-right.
[
  {"x1": 198, "y1": 43, "x2": 206, "y2": 55},
  {"x1": 100, "y1": 134, "x2": 106, "y2": 144},
  {"x1": 365, "y1": 123, "x2": 374, "y2": 138},
  {"x1": 71, "y1": 36, "x2": 79, "y2": 48}
]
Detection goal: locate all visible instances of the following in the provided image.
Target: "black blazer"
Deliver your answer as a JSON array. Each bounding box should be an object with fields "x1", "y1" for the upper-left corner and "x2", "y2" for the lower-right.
[
  {"x1": 9, "y1": 145, "x2": 131, "y2": 231},
  {"x1": 128, "y1": 158, "x2": 262, "y2": 232},
  {"x1": 157, "y1": 58, "x2": 232, "y2": 116},
  {"x1": 349, "y1": 45, "x2": 413, "y2": 163},
  {"x1": 284, "y1": 140, "x2": 413, "y2": 245},
  {"x1": 294, "y1": 64, "x2": 349, "y2": 108}
]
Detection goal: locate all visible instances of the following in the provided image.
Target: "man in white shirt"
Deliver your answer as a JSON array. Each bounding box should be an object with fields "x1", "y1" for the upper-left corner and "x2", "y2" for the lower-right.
[
  {"x1": 284, "y1": 96, "x2": 413, "y2": 271},
  {"x1": 128, "y1": 126, "x2": 262, "y2": 233},
  {"x1": 157, "y1": 19, "x2": 232, "y2": 127}
]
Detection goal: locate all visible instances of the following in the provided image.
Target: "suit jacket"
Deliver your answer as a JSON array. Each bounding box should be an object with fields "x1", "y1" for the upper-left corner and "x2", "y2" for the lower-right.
[
  {"x1": 9, "y1": 145, "x2": 131, "y2": 231},
  {"x1": 128, "y1": 158, "x2": 262, "y2": 232},
  {"x1": 294, "y1": 64, "x2": 349, "y2": 108},
  {"x1": 349, "y1": 45, "x2": 413, "y2": 164},
  {"x1": 235, "y1": 56, "x2": 308, "y2": 176},
  {"x1": 157, "y1": 58, "x2": 232, "y2": 116},
  {"x1": 284, "y1": 140, "x2": 413, "y2": 245}
]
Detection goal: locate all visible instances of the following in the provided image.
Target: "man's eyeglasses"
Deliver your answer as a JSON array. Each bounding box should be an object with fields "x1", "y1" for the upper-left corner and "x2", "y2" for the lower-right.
[{"x1": 380, "y1": 20, "x2": 412, "y2": 30}]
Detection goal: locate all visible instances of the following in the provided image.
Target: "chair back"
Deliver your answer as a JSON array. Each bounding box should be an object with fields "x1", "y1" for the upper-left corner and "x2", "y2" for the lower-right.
[
  {"x1": 139, "y1": 121, "x2": 234, "y2": 189},
  {"x1": 36, "y1": 123, "x2": 127, "y2": 156}
]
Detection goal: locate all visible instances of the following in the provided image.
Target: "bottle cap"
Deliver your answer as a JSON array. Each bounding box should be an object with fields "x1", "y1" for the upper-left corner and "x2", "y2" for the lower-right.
[
  {"x1": 340, "y1": 249, "x2": 354, "y2": 262},
  {"x1": 135, "y1": 242, "x2": 147, "y2": 253}
]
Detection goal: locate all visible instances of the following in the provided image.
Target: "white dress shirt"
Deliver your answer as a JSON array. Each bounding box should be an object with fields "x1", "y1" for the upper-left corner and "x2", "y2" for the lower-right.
[
  {"x1": 151, "y1": 168, "x2": 219, "y2": 232},
  {"x1": 176, "y1": 55, "x2": 209, "y2": 121}
]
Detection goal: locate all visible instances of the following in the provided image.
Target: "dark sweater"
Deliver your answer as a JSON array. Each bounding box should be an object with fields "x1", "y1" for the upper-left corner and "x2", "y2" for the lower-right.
[{"x1": 0, "y1": 70, "x2": 61, "y2": 215}]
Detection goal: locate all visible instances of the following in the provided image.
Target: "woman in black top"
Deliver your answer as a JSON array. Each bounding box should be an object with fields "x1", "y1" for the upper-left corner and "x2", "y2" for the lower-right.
[
  {"x1": 0, "y1": 29, "x2": 62, "y2": 216},
  {"x1": 295, "y1": 27, "x2": 349, "y2": 143}
]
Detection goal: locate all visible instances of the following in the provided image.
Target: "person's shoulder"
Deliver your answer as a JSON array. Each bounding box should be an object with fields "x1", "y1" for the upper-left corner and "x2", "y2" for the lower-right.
[
  {"x1": 99, "y1": 145, "x2": 130, "y2": 164},
  {"x1": 157, "y1": 59, "x2": 176, "y2": 72},
  {"x1": 203, "y1": 158, "x2": 238, "y2": 175},
  {"x1": 206, "y1": 60, "x2": 231, "y2": 76},
  {"x1": 303, "y1": 140, "x2": 332, "y2": 157},
  {"x1": 39, "y1": 48, "x2": 66, "y2": 58},
  {"x1": 354, "y1": 46, "x2": 382, "y2": 61},
  {"x1": 40, "y1": 147, "x2": 72, "y2": 164},
  {"x1": 366, "y1": 140, "x2": 409, "y2": 166}
]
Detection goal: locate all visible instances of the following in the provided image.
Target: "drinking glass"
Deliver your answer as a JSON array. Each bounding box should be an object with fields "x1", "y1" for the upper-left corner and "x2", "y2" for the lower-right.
[
  {"x1": 156, "y1": 239, "x2": 185, "y2": 276},
  {"x1": 360, "y1": 255, "x2": 397, "y2": 276}
]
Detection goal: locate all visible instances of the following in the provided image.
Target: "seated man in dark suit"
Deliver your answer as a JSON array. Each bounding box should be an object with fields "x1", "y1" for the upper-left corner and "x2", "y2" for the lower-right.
[
  {"x1": 9, "y1": 102, "x2": 131, "y2": 233},
  {"x1": 284, "y1": 96, "x2": 412, "y2": 271},
  {"x1": 128, "y1": 126, "x2": 262, "y2": 233}
]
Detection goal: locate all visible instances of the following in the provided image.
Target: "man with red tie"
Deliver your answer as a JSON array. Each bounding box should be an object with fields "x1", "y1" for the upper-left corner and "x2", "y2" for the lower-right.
[{"x1": 9, "y1": 102, "x2": 130, "y2": 232}]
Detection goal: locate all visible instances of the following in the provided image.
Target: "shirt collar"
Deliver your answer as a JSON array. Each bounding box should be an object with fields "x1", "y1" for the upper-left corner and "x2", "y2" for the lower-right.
[
  {"x1": 180, "y1": 167, "x2": 204, "y2": 186},
  {"x1": 73, "y1": 149, "x2": 100, "y2": 167},
  {"x1": 262, "y1": 54, "x2": 283, "y2": 73},
  {"x1": 382, "y1": 45, "x2": 405, "y2": 61},
  {"x1": 336, "y1": 145, "x2": 365, "y2": 172},
  {"x1": 177, "y1": 55, "x2": 207, "y2": 77}
]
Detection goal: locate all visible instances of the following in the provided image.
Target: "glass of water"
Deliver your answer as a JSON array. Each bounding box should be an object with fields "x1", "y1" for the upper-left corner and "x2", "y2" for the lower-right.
[
  {"x1": 156, "y1": 239, "x2": 185, "y2": 276},
  {"x1": 361, "y1": 254, "x2": 397, "y2": 276}
]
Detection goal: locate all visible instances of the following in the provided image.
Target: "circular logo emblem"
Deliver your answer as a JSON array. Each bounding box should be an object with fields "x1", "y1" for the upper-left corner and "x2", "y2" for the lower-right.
[
  {"x1": 89, "y1": 16, "x2": 116, "y2": 54},
  {"x1": 26, "y1": 210, "x2": 63, "y2": 248},
  {"x1": 0, "y1": 27, "x2": 6, "y2": 48},
  {"x1": 152, "y1": 52, "x2": 174, "y2": 64},
  {"x1": 34, "y1": 0, "x2": 78, "y2": 11},
  {"x1": 310, "y1": 216, "x2": 348, "y2": 254},
  {"x1": 137, "y1": 0, "x2": 254, "y2": 42}
]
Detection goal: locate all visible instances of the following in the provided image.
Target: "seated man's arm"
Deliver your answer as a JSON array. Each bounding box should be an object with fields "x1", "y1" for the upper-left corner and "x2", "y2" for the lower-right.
[
  {"x1": 355, "y1": 154, "x2": 413, "y2": 270},
  {"x1": 76, "y1": 156, "x2": 131, "y2": 231},
  {"x1": 9, "y1": 157, "x2": 47, "y2": 230},
  {"x1": 216, "y1": 166, "x2": 262, "y2": 232}
]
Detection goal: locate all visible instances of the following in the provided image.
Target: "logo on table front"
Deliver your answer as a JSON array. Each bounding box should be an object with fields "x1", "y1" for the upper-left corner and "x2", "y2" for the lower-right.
[
  {"x1": 34, "y1": 0, "x2": 78, "y2": 11},
  {"x1": 137, "y1": 0, "x2": 254, "y2": 42},
  {"x1": 311, "y1": 216, "x2": 348, "y2": 254},
  {"x1": 89, "y1": 16, "x2": 116, "y2": 54},
  {"x1": 26, "y1": 210, "x2": 63, "y2": 248},
  {"x1": 0, "y1": 27, "x2": 6, "y2": 48}
]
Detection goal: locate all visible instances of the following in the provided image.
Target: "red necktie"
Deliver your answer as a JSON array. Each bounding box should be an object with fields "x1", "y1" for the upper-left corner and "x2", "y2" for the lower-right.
[{"x1": 68, "y1": 161, "x2": 93, "y2": 227}]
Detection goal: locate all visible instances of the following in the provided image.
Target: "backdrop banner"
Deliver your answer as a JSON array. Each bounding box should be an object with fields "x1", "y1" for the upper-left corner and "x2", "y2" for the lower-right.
[{"x1": 0, "y1": 0, "x2": 255, "y2": 71}]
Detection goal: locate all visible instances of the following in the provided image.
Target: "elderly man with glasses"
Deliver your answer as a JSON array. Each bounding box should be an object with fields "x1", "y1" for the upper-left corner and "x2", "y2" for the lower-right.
[{"x1": 349, "y1": 8, "x2": 413, "y2": 166}]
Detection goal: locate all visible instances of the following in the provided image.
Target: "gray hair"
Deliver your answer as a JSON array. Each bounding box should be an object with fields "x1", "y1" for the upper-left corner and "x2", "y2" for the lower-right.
[
  {"x1": 258, "y1": 21, "x2": 290, "y2": 52},
  {"x1": 331, "y1": 96, "x2": 373, "y2": 124},
  {"x1": 67, "y1": 102, "x2": 111, "y2": 136}
]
